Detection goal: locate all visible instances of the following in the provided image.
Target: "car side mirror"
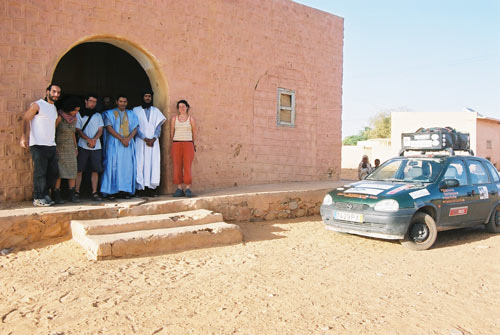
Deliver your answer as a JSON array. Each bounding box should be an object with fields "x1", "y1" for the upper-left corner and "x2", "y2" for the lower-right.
[{"x1": 439, "y1": 178, "x2": 459, "y2": 190}]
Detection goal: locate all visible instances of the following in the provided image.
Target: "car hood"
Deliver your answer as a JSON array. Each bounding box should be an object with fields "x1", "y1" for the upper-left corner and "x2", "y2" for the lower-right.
[{"x1": 329, "y1": 180, "x2": 430, "y2": 207}]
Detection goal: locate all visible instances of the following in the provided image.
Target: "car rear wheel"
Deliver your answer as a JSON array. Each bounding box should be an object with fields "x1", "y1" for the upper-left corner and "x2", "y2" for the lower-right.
[
  {"x1": 400, "y1": 212, "x2": 437, "y2": 251},
  {"x1": 486, "y1": 206, "x2": 500, "y2": 233}
]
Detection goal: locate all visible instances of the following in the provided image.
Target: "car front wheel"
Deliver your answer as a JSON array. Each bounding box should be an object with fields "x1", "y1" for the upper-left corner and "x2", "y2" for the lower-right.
[
  {"x1": 400, "y1": 212, "x2": 437, "y2": 251},
  {"x1": 486, "y1": 206, "x2": 500, "y2": 233}
]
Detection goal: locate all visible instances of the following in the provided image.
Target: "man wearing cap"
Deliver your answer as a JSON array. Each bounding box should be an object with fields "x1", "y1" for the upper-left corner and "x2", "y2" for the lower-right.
[{"x1": 133, "y1": 89, "x2": 166, "y2": 196}]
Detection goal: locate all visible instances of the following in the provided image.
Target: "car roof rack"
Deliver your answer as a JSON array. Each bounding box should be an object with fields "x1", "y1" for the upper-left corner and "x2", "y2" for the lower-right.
[{"x1": 399, "y1": 127, "x2": 474, "y2": 157}]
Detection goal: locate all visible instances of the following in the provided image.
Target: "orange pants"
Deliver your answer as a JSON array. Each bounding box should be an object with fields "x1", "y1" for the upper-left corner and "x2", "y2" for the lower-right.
[{"x1": 171, "y1": 141, "x2": 195, "y2": 185}]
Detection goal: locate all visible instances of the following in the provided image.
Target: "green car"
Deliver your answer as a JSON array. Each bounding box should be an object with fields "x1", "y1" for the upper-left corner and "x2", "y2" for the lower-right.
[{"x1": 320, "y1": 155, "x2": 500, "y2": 250}]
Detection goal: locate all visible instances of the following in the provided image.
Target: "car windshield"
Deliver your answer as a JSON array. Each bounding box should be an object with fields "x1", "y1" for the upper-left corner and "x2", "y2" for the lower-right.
[{"x1": 366, "y1": 158, "x2": 444, "y2": 182}]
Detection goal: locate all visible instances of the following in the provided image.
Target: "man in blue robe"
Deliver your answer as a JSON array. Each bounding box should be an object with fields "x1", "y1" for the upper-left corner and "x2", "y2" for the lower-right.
[{"x1": 100, "y1": 94, "x2": 139, "y2": 199}]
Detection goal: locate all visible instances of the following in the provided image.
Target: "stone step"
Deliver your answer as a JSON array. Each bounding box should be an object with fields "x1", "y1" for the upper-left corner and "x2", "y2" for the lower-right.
[
  {"x1": 71, "y1": 209, "x2": 223, "y2": 236},
  {"x1": 73, "y1": 221, "x2": 243, "y2": 260}
]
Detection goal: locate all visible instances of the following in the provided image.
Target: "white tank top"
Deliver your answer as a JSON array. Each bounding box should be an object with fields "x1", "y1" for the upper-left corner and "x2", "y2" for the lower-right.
[
  {"x1": 29, "y1": 99, "x2": 57, "y2": 146},
  {"x1": 173, "y1": 116, "x2": 193, "y2": 141}
]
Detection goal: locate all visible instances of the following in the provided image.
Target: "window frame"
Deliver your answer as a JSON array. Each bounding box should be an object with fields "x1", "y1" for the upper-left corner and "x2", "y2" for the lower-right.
[
  {"x1": 465, "y1": 159, "x2": 490, "y2": 185},
  {"x1": 442, "y1": 159, "x2": 469, "y2": 186},
  {"x1": 484, "y1": 160, "x2": 500, "y2": 183},
  {"x1": 276, "y1": 88, "x2": 296, "y2": 127}
]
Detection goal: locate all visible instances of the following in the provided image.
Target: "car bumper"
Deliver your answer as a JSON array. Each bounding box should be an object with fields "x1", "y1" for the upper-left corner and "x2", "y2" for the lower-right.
[{"x1": 320, "y1": 204, "x2": 414, "y2": 240}]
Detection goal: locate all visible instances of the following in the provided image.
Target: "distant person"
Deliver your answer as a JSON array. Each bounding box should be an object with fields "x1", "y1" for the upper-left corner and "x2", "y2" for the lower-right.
[
  {"x1": 358, "y1": 155, "x2": 373, "y2": 180},
  {"x1": 171, "y1": 99, "x2": 196, "y2": 197},
  {"x1": 133, "y1": 89, "x2": 166, "y2": 196},
  {"x1": 20, "y1": 83, "x2": 61, "y2": 207},
  {"x1": 75, "y1": 94, "x2": 104, "y2": 201},
  {"x1": 100, "y1": 94, "x2": 139, "y2": 199},
  {"x1": 53, "y1": 97, "x2": 80, "y2": 204},
  {"x1": 374, "y1": 159, "x2": 381, "y2": 169},
  {"x1": 102, "y1": 96, "x2": 113, "y2": 111}
]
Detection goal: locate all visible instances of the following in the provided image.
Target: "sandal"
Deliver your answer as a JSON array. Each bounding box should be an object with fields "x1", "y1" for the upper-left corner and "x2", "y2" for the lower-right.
[{"x1": 92, "y1": 192, "x2": 103, "y2": 201}]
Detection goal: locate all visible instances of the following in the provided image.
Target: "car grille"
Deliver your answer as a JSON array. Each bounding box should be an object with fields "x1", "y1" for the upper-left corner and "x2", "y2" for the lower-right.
[
  {"x1": 326, "y1": 219, "x2": 377, "y2": 229},
  {"x1": 333, "y1": 202, "x2": 369, "y2": 211}
]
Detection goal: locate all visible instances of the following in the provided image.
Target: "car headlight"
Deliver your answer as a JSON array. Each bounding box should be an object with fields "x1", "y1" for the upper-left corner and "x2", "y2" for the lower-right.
[
  {"x1": 322, "y1": 194, "x2": 333, "y2": 206},
  {"x1": 374, "y1": 199, "x2": 399, "y2": 212}
]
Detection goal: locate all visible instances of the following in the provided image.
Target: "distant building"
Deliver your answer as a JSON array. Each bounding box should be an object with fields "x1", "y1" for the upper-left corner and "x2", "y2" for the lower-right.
[
  {"x1": 391, "y1": 110, "x2": 500, "y2": 167},
  {"x1": 341, "y1": 138, "x2": 392, "y2": 169},
  {"x1": 341, "y1": 109, "x2": 500, "y2": 176}
]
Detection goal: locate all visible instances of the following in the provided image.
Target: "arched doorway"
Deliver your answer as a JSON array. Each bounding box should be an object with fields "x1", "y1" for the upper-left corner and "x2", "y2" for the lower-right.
[
  {"x1": 52, "y1": 42, "x2": 151, "y2": 107},
  {"x1": 51, "y1": 37, "x2": 170, "y2": 195}
]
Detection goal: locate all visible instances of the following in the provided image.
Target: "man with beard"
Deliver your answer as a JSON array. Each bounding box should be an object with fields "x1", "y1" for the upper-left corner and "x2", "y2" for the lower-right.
[
  {"x1": 100, "y1": 94, "x2": 139, "y2": 199},
  {"x1": 75, "y1": 93, "x2": 104, "y2": 201},
  {"x1": 20, "y1": 83, "x2": 61, "y2": 206},
  {"x1": 102, "y1": 96, "x2": 113, "y2": 111},
  {"x1": 133, "y1": 89, "x2": 166, "y2": 196}
]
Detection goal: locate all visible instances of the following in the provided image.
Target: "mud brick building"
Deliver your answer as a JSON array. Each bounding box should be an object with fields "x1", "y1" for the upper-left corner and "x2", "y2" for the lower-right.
[{"x1": 0, "y1": 0, "x2": 343, "y2": 201}]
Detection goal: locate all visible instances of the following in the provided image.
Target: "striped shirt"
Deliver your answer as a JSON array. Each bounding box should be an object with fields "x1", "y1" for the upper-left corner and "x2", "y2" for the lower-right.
[{"x1": 173, "y1": 116, "x2": 193, "y2": 141}]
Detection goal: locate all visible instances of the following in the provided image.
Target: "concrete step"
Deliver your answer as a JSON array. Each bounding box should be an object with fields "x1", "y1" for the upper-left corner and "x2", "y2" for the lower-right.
[
  {"x1": 71, "y1": 209, "x2": 223, "y2": 236},
  {"x1": 73, "y1": 221, "x2": 243, "y2": 260}
]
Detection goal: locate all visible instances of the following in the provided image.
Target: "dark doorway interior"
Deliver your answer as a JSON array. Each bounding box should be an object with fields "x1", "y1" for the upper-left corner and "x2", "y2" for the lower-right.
[
  {"x1": 52, "y1": 42, "x2": 153, "y2": 197},
  {"x1": 52, "y1": 42, "x2": 152, "y2": 108}
]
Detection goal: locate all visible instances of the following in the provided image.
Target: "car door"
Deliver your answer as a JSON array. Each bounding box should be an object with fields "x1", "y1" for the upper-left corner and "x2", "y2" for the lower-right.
[
  {"x1": 484, "y1": 160, "x2": 500, "y2": 205},
  {"x1": 439, "y1": 159, "x2": 475, "y2": 227},
  {"x1": 464, "y1": 159, "x2": 496, "y2": 224}
]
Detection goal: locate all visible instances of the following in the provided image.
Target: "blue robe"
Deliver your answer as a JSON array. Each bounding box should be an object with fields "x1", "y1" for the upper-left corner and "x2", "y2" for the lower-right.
[{"x1": 100, "y1": 109, "x2": 139, "y2": 195}]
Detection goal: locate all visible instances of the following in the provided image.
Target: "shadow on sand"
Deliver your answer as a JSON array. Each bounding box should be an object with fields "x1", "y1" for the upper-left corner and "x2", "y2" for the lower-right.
[{"x1": 336, "y1": 225, "x2": 495, "y2": 250}]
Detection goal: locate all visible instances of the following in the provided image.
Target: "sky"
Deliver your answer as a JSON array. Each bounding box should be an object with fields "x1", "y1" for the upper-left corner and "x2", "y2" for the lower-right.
[{"x1": 293, "y1": 0, "x2": 500, "y2": 138}]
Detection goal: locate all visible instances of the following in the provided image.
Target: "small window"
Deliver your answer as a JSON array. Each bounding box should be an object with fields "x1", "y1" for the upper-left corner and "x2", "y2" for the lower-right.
[
  {"x1": 466, "y1": 160, "x2": 489, "y2": 185},
  {"x1": 485, "y1": 161, "x2": 500, "y2": 182},
  {"x1": 443, "y1": 161, "x2": 468, "y2": 186},
  {"x1": 277, "y1": 88, "x2": 295, "y2": 127},
  {"x1": 487, "y1": 140, "x2": 492, "y2": 149}
]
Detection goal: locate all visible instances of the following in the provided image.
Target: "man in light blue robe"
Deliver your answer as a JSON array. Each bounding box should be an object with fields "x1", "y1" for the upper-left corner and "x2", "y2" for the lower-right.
[{"x1": 100, "y1": 94, "x2": 139, "y2": 199}]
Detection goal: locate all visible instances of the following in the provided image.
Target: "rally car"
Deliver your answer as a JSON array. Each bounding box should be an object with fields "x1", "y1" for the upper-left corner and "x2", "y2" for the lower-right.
[{"x1": 321, "y1": 128, "x2": 500, "y2": 250}]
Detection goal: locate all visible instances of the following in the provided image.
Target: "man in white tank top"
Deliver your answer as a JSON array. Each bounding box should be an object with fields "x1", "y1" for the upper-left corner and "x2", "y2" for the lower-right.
[{"x1": 20, "y1": 84, "x2": 61, "y2": 206}]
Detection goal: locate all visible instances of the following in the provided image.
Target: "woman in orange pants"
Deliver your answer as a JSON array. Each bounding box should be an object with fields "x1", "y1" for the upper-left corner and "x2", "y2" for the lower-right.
[{"x1": 170, "y1": 99, "x2": 196, "y2": 197}]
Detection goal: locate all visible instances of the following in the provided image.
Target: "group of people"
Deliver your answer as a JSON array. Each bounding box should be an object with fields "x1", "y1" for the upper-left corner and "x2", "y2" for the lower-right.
[
  {"x1": 20, "y1": 84, "x2": 196, "y2": 207},
  {"x1": 357, "y1": 155, "x2": 380, "y2": 180}
]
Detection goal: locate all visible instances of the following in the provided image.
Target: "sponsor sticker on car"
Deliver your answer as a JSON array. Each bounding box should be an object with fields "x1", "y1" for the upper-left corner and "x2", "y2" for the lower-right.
[
  {"x1": 386, "y1": 184, "x2": 412, "y2": 195},
  {"x1": 344, "y1": 188, "x2": 384, "y2": 196},
  {"x1": 478, "y1": 186, "x2": 489, "y2": 200},
  {"x1": 449, "y1": 206, "x2": 468, "y2": 216},
  {"x1": 409, "y1": 188, "x2": 430, "y2": 199},
  {"x1": 355, "y1": 183, "x2": 394, "y2": 190}
]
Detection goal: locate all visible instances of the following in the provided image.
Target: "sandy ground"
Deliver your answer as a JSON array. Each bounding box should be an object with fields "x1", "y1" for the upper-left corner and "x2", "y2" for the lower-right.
[{"x1": 0, "y1": 217, "x2": 499, "y2": 335}]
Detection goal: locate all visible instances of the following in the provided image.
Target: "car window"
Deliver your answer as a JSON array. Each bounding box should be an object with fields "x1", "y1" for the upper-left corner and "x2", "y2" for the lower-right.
[
  {"x1": 367, "y1": 158, "x2": 443, "y2": 182},
  {"x1": 443, "y1": 161, "x2": 468, "y2": 186},
  {"x1": 485, "y1": 161, "x2": 500, "y2": 183},
  {"x1": 367, "y1": 160, "x2": 402, "y2": 180},
  {"x1": 466, "y1": 160, "x2": 489, "y2": 185}
]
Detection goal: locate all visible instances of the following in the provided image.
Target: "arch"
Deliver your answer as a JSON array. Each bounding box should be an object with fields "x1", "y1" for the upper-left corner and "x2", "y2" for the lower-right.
[
  {"x1": 50, "y1": 34, "x2": 168, "y2": 113},
  {"x1": 50, "y1": 35, "x2": 171, "y2": 194}
]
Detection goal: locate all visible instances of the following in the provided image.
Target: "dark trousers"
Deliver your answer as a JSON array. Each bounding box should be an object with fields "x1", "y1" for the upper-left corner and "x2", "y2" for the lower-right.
[{"x1": 30, "y1": 145, "x2": 59, "y2": 199}]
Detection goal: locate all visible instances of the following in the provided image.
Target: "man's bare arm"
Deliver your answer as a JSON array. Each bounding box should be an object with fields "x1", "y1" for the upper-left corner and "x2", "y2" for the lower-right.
[
  {"x1": 94, "y1": 127, "x2": 103, "y2": 140},
  {"x1": 20, "y1": 103, "x2": 39, "y2": 148}
]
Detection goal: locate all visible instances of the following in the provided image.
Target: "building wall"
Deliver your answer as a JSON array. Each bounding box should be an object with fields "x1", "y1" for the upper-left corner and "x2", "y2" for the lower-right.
[
  {"x1": 476, "y1": 118, "x2": 500, "y2": 168},
  {"x1": 341, "y1": 138, "x2": 392, "y2": 169},
  {"x1": 391, "y1": 111, "x2": 477, "y2": 155},
  {"x1": 0, "y1": 0, "x2": 343, "y2": 201}
]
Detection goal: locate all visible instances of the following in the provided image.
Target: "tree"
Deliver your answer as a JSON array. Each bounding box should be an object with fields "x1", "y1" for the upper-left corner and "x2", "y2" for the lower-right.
[
  {"x1": 343, "y1": 110, "x2": 394, "y2": 145},
  {"x1": 366, "y1": 111, "x2": 391, "y2": 139},
  {"x1": 342, "y1": 126, "x2": 371, "y2": 145}
]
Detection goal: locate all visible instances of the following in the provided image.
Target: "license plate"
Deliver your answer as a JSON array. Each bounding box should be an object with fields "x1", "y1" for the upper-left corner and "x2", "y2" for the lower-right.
[{"x1": 333, "y1": 210, "x2": 364, "y2": 223}]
